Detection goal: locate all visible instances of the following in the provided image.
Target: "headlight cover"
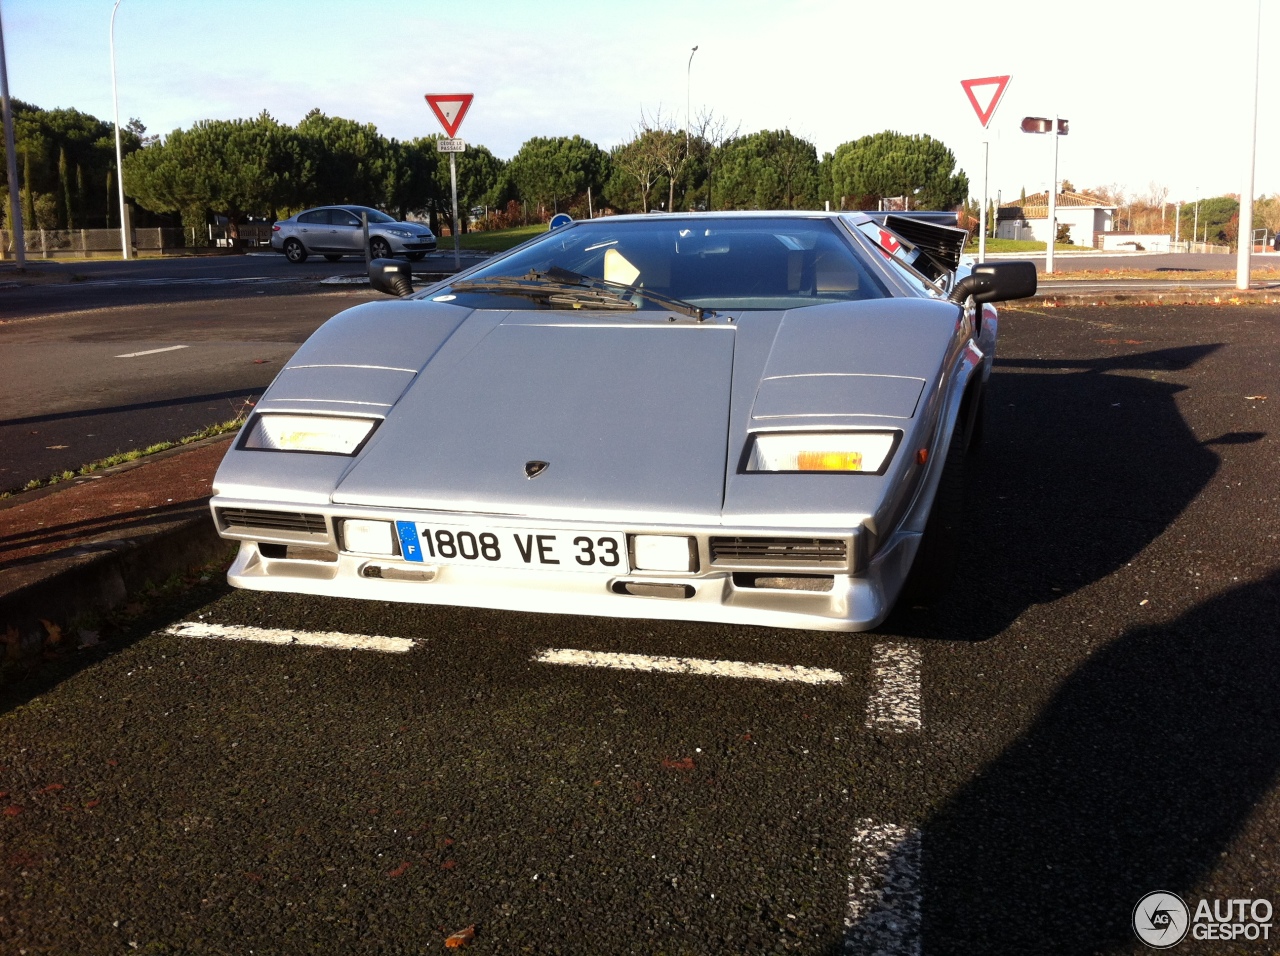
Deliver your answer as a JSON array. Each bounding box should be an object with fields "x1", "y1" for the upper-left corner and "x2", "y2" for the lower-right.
[
  {"x1": 746, "y1": 431, "x2": 898, "y2": 474},
  {"x1": 384, "y1": 228, "x2": 413, "y2": 238},
  {"x1": 242, "y1": 414, "x2": 377, "y2": 455}
]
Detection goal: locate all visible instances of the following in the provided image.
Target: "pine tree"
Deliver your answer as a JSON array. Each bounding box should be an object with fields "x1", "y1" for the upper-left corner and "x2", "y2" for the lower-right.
[{"x1": 59, "y1": 148, "x2": 75, "y2": 229}]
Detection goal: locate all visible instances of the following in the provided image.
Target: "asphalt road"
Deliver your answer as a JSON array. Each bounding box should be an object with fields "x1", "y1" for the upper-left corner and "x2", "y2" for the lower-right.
[
  {"x1": 0, "y1": 287, "x2": 379, "y2": 493},
  {"x1": 2, "y1": 302, "x2": 1278, "y2": 954}
]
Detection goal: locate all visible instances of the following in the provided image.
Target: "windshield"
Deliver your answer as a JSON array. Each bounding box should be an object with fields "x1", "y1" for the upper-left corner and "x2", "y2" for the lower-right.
[
  {"x1": 351, "y1": 207, "x2": 396, "y2": 224},
  {"x1": 443, "y1": 217, "x2": 888, "y2": 311}
]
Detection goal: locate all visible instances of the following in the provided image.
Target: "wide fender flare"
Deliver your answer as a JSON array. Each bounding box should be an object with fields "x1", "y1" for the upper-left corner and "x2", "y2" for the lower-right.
[{"x1": 895, "y1": 336, "x2": 984, "y2": 538}]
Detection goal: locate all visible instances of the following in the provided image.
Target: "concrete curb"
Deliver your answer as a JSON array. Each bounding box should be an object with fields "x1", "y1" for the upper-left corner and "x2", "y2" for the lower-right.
[
  {"x1": 1027, "y1": 288, "x2": 1280, "y2": 308},
  {"x1": 1, "y1": 516, "x2": 236, "y2": 659}
]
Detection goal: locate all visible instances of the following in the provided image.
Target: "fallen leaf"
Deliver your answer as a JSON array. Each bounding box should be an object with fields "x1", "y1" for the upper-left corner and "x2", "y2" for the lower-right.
[
  {"x1": 41, "y1": 784, "x2": 65, "y2": 793},
  {"x1": 78, "y1": 629, "x2": 101, "y2": 648},
  {"x1": 45, "y1": 444, "x2": 68, "y2": 450},
  {"x1": 84, "y1": 799, "x2": 101, "y2": 809},
  {"x1": 3, "y1": 805, "x2": 22, "y2": 816},
  {"x1": 661, "y1": 757, "x2": 695, "y2": 771},
  {"x1": 388, "y1": 862, "x2": 411, "y2": 878},
  {"x1": 444, "y1": 925, "x2": 476, "y2": 948},
  {"x1": 440, "y1": 859, "x2": 457, "y2": 870},
  {"x1": 40, "y1": 620, "x2": 63, "y2": 646},
  {"x1": 1245, "y1": 395, "x2": 1267, "y2": 401},
  {"x1": 107, "y1": 759, "x2": 119, "y2": 767},
  {"x1": 3, "y1": 625, "x2": 21, "y2": 660}
]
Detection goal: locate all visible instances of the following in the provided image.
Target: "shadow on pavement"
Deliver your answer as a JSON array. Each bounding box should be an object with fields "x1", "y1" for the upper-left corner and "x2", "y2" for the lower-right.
[
  {"x1": 922, "y1": 568, "x2": 1280, "y2": 952},
  {"x1": 890, "y1": 344, "x2": 1238, "y2": 641}
]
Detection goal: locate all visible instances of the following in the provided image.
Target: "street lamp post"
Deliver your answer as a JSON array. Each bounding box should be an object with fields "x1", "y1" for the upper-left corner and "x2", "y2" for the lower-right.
[
  {"x1": 0, "y1": 0, "x2": 26, "y2": 267},
  {"x1": 1236, "y1": 0, "x2": 1261, "y2": 289},
  {"x1": 110, "y1": 0, "x2": 129, "y2": 260},
  {"x1": 686, "y1": 45, "x2": 698, "y2": 150}
]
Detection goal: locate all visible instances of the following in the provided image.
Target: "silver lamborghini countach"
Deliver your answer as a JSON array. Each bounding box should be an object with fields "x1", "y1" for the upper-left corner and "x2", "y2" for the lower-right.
[{"x1": 210, "y1": 212, "x2": 1035, "y2": 631}]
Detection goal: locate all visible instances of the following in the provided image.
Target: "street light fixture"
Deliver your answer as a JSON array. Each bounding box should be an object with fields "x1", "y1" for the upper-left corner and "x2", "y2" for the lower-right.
[
  {"x1": 1021, "y1": 115, "x2": 1068, "y2": 273},
  {"x1": 110, "y1": 0, "x2": 129, "y2": 260}
]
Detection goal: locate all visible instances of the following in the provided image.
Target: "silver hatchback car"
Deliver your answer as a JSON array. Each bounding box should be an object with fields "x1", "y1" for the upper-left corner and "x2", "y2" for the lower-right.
[{"x1": 271, "y1": 205, "x2": 437, "y2": 263}]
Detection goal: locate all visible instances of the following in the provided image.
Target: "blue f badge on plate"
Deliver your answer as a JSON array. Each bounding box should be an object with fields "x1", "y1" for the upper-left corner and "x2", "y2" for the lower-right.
[{"x1": 395, "y1": 521, "x2": 424, "y2": 562}]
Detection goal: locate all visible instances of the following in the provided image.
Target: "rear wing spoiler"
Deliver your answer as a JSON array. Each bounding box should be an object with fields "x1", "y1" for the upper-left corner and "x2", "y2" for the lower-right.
[{"x1": 863, "y1": 211, "x2": 969, "y2": 274}]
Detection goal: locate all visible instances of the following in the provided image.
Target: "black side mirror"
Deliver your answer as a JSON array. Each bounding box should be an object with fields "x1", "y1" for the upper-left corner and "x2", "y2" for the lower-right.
[
  {"x1": 949, "y1": 260, "x2": 1037, "y2": 304},
  {"x1": 369, "y1": 258, "x2": 413, "y2": 297}
]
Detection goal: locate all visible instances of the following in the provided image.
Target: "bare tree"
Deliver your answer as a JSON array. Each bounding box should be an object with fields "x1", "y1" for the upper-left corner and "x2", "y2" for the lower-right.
[
  {"x1": 637, "y1": 107, "x2": 688, "y2": 212},
  {"x1": 691, "y1": 107, "x2": 739, "y2": 210}
]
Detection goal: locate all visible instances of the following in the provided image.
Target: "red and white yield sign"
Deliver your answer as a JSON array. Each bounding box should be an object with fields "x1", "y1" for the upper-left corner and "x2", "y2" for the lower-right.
[
  {"x1": 424, "y1": 94, "x2": 474, "y2": 137},
  {"x1": 960, "y1": 75, "x2": 1010, "y2": 128}
]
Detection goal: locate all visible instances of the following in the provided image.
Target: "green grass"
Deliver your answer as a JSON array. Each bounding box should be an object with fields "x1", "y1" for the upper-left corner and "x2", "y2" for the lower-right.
[
  {"x1": 1, "y1": 416, "x2": 246, "y2": 500},
  {"x1": 965, "y1": 237, "x2": 1096, "y2": 253},
  {"x1": 454, "y1": 223, "x2": 547, "y2": 253}
]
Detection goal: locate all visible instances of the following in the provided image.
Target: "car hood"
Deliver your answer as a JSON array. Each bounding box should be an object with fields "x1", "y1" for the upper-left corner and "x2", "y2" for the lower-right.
[
  {"x1": 332, "y1": 311, "x2": 737, "y2": 523},
  {"x1": 373, "y1": 222, "x2": 433, "y2": 236}
]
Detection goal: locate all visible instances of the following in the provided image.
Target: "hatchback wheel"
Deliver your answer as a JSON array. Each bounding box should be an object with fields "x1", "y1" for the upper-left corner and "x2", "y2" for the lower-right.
[
  {"x1": 369, "y1": 237, "x2": 393, "y2": 259},
  {"x1": 283, "y1": 238, "x2": 307, "y2": 264}
]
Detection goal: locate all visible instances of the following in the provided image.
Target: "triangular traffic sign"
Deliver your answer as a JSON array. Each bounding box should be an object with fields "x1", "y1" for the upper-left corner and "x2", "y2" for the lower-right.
[
  {"x1": 960, "y1": 75, "x2": 1011, "y2": 128},
  {"x1": 425, "y1": 94, "x2": 474, "y2": 138}
]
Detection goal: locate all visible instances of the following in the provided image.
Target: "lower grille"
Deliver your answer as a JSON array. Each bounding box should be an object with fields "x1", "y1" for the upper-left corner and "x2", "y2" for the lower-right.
[
  {"x1": 219, "y1": 508, "x2": 328, "y2": 535},
  {"x1": 710, "y1": 536, "x2": 848, "y2": 568}
]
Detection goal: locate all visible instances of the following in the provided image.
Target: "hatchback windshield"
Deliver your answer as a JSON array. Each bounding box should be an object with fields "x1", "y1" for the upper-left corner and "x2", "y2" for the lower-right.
[{"x1": 445, "y1": 217, "x2": 887, "y2": 311}]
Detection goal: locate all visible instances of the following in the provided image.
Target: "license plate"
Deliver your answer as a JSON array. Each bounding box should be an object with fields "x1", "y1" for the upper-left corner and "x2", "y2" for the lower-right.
[{"x1": 395, "y1": 521, "x2": 629, "y2": 573}]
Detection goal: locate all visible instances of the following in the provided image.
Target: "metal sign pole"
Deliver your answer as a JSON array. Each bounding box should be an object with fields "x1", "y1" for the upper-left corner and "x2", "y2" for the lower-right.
[
  {"x1": 449, "y1": 150, "x2": 460, "y2": 271},
  {"x1": 978, "y1": 140, "x2": 988, "y2": 263}
]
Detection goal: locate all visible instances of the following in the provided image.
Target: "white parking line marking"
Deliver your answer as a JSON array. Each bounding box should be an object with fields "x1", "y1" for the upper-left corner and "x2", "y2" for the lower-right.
[
  {"x1": 843, "y1": 820, "x2": 922, "y2": 956},
  {"x1": 165, "y1": 622, "x2": 415, "y2": 654},
  {"x1": 533, "y1": 648, "x2": 844, "y2": 685},
  {"x1": 115, "y1": 345, "x2": 190, "y2": 358},
  {"x1": 865, "y1": 643, "x2": 922, "y2": 732}
]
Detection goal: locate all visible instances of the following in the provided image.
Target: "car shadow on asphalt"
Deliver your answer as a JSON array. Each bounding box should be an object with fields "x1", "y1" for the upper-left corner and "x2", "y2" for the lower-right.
[
  {"x1": 886, "y1": 343, "x2": 1231, "y2": 642},
  {"x1": 914, "y1": 568, "x2": 1280, "y2": 953}
]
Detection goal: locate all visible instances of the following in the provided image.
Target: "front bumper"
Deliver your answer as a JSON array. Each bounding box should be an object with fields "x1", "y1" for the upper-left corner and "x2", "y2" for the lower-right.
[{"x1": 210, "y1": 499, "x2": 919, "y2": 632}]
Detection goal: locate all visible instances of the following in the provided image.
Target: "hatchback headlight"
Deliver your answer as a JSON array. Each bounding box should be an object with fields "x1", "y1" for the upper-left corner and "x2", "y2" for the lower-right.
[
  {"x1": 243, "y1": 414, "x2": 377, "y2": 455},
  {"x1": 746, "y1": 431, "x2": 897, "y2": 473},
  {"x1": 384, "y1": 228, "x2": 413, "y2": 238}
]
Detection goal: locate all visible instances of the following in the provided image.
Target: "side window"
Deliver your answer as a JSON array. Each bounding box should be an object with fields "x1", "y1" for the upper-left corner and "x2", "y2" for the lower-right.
[
  {"x1": 331, "y1": 210, "x2": 361, "y2": 227},
  {"x1": 297, "y1": 210, "x2": 325, "y2": 225}
]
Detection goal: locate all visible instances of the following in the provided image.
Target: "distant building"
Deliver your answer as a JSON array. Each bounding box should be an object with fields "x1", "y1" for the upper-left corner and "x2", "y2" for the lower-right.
[{"x1": 998, "y1": 191, "x2": 1117, "y2": 247}]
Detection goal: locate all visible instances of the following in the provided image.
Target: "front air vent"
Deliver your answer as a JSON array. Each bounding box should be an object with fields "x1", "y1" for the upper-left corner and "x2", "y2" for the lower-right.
[
  {"x1": 218, "y1": 508, "x2": 328, "y2": 536},
  {"x1": 710, "y1": 536, "x2": 849, "y2": 570}
]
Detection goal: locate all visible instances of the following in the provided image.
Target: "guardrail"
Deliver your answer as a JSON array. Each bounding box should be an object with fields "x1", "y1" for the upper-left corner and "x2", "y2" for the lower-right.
[{"x1": 1, "y1": 224, "x2": 275, "y2": 259}]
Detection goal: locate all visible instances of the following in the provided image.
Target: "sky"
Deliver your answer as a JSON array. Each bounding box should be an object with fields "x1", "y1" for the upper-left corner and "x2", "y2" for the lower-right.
[{"x1": 1, "y1": 0, "x2": 1273, "y2": 209}]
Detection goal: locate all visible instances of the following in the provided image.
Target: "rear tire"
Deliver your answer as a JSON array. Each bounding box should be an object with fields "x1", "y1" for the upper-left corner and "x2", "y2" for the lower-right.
[
  {"x1": 899, "y1": 424, "x2": 966, "y2": 607},
  {"x1": 324, "y1": 253, "x2": 343, "y2": 262},
  {"x1": 283, "y1": 238, "x2": 307, "y2": 264}
]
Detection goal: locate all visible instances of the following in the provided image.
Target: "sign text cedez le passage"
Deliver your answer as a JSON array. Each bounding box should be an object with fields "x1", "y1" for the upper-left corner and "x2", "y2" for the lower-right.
[{"x1": 395, "y1": 521, "x2": 627, "y2": 572}]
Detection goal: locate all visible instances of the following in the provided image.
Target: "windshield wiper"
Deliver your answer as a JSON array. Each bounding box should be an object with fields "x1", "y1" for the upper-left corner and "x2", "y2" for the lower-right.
[
  {"x1": 451, "y1": 267, "x2": 714, "y2": 321},
  {"x1": 447, "y1": 274, "x2": 638, "y2": 311}
]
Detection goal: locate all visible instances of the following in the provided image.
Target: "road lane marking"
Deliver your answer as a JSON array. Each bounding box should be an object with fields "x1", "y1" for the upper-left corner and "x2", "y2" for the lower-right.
[
  {"x1": 533, "y1": 648, "x2": 844, "y2": 685},
  {"x1": 843, "y1": 820, "x2": 922, "y2": 956},
  {"x1": 115, "y1": 345, "x2": 190, "y2": 358},
  {"x1": 165, "y1": 622, "x2": 414, "y2": 654},
  {"x1": 865, "y1": 643, "x2": 922, "y2": 732}
]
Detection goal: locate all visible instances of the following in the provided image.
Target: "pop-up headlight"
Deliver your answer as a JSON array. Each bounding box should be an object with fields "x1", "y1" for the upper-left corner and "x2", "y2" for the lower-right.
[
  {"x1": 243, "y1": 414, "x2": 377, "y2": 455},
  {"x1": 747, "y1": 432, "x2": 897, "y2": 473}
]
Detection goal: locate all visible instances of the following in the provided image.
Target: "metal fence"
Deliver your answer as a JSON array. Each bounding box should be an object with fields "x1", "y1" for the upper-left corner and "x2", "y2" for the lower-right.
[{"x1": 1, "y1": 224, "x2": 275, "y2": 259}]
